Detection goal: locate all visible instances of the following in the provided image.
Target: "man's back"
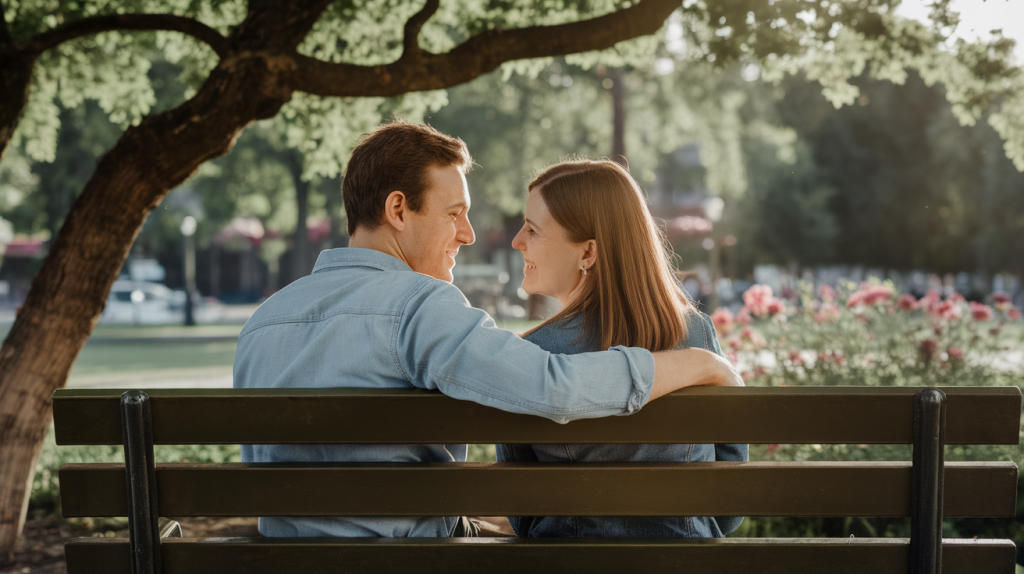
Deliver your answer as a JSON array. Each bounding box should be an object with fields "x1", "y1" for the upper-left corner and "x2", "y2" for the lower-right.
[
  {"x1": 235, "y1": 248, "x2": 657, "y2": 537},
  {"x1": 235, "y1": 248, "x2": 464, "y2": 537}
]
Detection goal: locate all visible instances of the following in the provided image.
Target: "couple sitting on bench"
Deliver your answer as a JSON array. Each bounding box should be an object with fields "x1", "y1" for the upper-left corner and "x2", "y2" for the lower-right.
[{"x1": 233, "y1": 120, "x2": 746, "y2": 539}]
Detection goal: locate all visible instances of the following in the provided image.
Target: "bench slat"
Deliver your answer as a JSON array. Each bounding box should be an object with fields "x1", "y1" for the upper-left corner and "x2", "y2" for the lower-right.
[
  {"x1": 59, "y1": 461, "x2": 1017, "y2": 518},
  {"x1": 50, "y1": 386, "x2": 1022, "y2": 446},
  {"x1": 63, "y1": 537, "x2": 1017, "y2": 574}
]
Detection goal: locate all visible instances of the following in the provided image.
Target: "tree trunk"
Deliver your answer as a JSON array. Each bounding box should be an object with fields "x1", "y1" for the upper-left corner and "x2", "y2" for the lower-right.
[
  {"x1": 0, "y1": 52, "x2": 296, "y2": 553},
  {"x1": 288, "y1": 150, "x2": 310, "y2": 280},
  {"x1": 610, "y1": 67, "x2": 627, "y2": 166},
  {"x1": 0, "y1": 51, "x2": 35, "y2": 161},
  {"x1": 323, "y1": 176, "x2": 345, "y2": 249}
]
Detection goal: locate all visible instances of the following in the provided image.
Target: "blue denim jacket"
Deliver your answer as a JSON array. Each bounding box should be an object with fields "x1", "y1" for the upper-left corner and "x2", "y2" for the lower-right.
[
  {"x1": 497, "y1": 310, "x2": 748, "y2": 538},
  {"x1": 234, "y1": 248, "x2": 656, "y2": 538}
]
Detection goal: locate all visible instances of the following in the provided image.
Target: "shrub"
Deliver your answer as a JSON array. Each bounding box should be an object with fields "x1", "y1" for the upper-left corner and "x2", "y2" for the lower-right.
[{"x1": 715, "y1": 280, "x2": 1024, "y2": 550}]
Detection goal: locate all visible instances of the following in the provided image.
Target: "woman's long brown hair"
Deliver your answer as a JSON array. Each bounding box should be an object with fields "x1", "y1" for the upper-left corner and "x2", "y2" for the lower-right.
[{"x1": 523, "y1": 159, "x2": 693, "y2": 351}]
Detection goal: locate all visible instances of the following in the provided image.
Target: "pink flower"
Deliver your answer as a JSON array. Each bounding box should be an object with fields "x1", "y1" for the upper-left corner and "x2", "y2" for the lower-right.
[
  {"x1": 1008, "y1": 307, "x2": 1022, "y2": 321},
  {"x1": 728, "y1": 338, "x2": 741, "y2": 350},
  {"x1": 947, "y1": 347, "x2": 964, "y2": 361},
  {"x1": 766, "y1": 299, "x2": 786, "y2": 316},
  {"x1": 933, "y1": 300, "x2": 961, "y2": 320},
  {"x1": 919, "y1": 290, "x2": 941, "y2": 313},
  {"x1": 710, "y1": 307, "x2": 735, "y2": 334},
  {"x1": 993, "y1": 293, "x2": 1011, "y2": 305},
  {"x1": 743, "y1": 285, "x2": 775, "y2": 316},
  {"x1": 970, "y1": 302, "x2": 994, "y2": 321},
  {"x1": 897, "y1": 294, "x2": 918, "y2": 311},
  {"x1": 789, "y1": 351, "x2": 803, "y2": 365},
  {"x1": 846, "y1": 283, "x2": 894, "y2": 307},
  {"x1": 815, "y1": 302, "x2": 840, "y2": 323},
  {"x1": 919, "y1": 338, "x2": 937, "y2": 363},
  {"x1": 817, "y1": 284, "x2": 837, "y2": 302},
  {"x1": 735, "y1": 306, "x2": 753, "y2": 325}
]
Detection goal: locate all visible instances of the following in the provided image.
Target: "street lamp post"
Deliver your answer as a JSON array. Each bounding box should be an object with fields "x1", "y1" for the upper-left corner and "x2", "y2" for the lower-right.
[
  {"x1": 702, "y1": 196, "x2": 725, "y2": 310},
  {"x1": 181, "y1": 216, "x2": 197, "y2": 326}
]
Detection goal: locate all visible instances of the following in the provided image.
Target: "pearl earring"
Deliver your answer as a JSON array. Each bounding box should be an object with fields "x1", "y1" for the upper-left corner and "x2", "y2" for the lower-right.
[{"x1": 580, "y1": 263, "x2": 588, "y2": 276}]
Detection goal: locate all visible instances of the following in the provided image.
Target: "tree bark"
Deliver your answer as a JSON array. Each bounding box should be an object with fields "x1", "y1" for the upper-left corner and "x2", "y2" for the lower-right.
[
  {"x1": 288, "y1": 150, "x2": 310, "y2": 280},
  {"x1": 610, "y1": 68, "x2": 627, "y2": 165},
  {"x1": 0, "y1": 51, "x2": 34, "y2": 162}
]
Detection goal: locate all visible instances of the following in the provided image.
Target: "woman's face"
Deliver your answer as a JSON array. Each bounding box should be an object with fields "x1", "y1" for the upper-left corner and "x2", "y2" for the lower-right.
[{"x1": 511, "y1": 191, "x2": 589, "y2": 306}]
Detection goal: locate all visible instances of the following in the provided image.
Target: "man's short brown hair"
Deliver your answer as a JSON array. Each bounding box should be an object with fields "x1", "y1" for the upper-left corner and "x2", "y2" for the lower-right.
[{"x1": 342, "y1": 120, "x2": 472, "y2": 235}]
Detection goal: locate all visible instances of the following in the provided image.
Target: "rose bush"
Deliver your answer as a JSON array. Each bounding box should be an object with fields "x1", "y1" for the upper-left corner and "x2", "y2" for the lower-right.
[{"x1": 712, "y1": 280, "x2": 1024, "y2": 543}]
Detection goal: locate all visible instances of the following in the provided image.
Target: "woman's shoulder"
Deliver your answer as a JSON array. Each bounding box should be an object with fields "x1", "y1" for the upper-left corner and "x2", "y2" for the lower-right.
[
  {"x1": 522, "y1": 314, "x2": 597, "y2": 355},
  {"x1": 678, "y1": 309, "x2": 719, "y2": 351}
]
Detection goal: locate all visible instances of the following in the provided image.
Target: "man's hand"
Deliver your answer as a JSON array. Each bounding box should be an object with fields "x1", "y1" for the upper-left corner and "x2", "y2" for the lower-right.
[{"x1": 649, "y1": 347, "x2": 744, "y2": 401}]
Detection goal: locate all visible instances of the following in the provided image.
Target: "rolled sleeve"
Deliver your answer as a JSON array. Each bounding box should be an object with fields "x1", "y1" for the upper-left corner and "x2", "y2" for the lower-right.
[{"x1": 394, "y1": 280, "x2": 655, "y2": 423}]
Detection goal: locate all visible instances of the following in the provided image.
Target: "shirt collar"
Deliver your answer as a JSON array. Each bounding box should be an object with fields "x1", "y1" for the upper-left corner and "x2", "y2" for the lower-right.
[{"x1": 312, "y1": 248, "x2": 413, "y2": 274}]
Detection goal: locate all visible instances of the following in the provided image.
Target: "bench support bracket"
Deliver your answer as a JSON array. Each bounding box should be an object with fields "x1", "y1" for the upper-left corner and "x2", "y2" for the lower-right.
[
  {"x1": 910, "y1": 388, "x2": 946, "y2": 574},
  {"x1": 122, "y1": 390, "x2": 162, "y2": 574}
]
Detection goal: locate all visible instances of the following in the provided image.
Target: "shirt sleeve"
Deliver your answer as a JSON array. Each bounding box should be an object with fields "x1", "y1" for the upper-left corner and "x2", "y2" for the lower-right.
[{"x1": 392, "y1": 279, "x2": 655, "y2": 424}]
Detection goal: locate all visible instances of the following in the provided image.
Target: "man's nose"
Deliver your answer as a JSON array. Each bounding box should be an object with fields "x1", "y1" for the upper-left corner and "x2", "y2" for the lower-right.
[{"x1": 457, "y1": 216, "x2": 475, "y2": 246}]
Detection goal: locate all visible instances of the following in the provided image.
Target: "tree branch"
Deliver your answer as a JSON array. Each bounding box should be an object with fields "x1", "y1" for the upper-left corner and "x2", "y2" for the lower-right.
[
  {"x1": 401, "y1": 0, "x2": 439, "y2": 62},
  {"x1": 290, "y1": 0, "x2": 678, "y2": 97},
  {"x1": 20, "y1": 13, "x2": 230, "y2": 57}
]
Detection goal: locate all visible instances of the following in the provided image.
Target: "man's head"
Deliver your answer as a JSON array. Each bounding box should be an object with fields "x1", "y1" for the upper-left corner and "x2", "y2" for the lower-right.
[{"x1": 343, "y1": 121, "x2": 475, "y2": 282}]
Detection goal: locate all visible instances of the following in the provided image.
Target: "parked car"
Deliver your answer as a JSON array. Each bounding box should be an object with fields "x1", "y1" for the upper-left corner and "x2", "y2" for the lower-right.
[{"x1": 100, "y1": 280, "x2": 222, "y2": 325}]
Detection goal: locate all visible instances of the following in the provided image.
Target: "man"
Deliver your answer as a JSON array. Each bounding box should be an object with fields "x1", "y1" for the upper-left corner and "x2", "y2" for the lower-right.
[{"x1": 233, "y1": 120, "x2": 742, "y2": 538}]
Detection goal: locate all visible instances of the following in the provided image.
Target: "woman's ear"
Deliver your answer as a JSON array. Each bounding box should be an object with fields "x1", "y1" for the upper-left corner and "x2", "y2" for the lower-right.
[
  {"x1": 582, "y1": 239, "x2": 598, "y2": 270},
  {"x1": 382, "y1": 191, "x2": 407, "y2": 232}
]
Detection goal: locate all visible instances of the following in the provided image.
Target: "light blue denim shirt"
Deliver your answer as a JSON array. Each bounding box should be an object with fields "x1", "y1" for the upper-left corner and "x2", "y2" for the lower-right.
[
  {"x1": 233, "y1": 248, "x2": 656, "y2": 538},
  {"x1": 497, "y1": 310, "x2": 748, "y2": 538}
]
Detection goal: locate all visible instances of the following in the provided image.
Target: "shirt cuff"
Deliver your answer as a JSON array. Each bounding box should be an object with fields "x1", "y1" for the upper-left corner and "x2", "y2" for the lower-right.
[{"x1": 609, "y1": 345, "x2": 655, "y2": 415}]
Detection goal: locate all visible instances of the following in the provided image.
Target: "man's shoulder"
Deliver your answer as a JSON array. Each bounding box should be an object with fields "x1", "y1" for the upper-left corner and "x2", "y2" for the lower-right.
[{"x1": 239, "y1": 266, "x2": 444, "y2": 338}]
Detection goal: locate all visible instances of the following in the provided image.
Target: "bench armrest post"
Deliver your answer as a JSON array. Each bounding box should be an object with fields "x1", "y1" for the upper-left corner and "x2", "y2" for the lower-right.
[
  {"x1": 910, "y1": 388, "x2": 946, "y2": 574},
  {"x1": 122, "y1": 390, "x2": 162, "y2": 574}
]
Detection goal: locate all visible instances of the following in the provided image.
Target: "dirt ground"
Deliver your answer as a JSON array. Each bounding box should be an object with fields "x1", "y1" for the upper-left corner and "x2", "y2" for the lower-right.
[{"x1": 0, "y1": 517, "x2": 259, "y2": 574}]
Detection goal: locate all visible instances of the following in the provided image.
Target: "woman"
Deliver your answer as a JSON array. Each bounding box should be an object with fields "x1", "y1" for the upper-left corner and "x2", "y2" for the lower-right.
[{"x1": 498, "y1": 158, "x2": 747, "y2": 538}]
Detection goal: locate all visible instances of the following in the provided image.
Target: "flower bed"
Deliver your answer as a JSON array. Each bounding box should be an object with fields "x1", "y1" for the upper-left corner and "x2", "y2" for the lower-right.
[{"x1": 710, "y1": 280, "x2": 1024, "y2": 545}]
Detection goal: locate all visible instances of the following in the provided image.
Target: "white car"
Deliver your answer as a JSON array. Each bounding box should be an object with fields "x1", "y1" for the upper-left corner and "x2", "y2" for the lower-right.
[{"x1": 100, "y1": 280, "x2": 221, "y2": 325}]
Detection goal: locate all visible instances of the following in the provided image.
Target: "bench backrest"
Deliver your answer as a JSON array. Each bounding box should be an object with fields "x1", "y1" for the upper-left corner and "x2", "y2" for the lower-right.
[{"x1": 52, "y1": 386, "x2": 1021, "y2": 574}]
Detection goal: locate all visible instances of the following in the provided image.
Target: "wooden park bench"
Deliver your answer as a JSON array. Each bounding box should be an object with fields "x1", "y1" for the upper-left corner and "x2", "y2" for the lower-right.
[{"x1": 52, "y1": 386, "x2": 1021, "y2": 574}]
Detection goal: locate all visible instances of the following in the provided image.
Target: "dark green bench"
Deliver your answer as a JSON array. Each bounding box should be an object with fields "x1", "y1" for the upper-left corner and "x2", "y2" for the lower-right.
[{"x1": 52, "y1": 386, "x2": 1021, "y2": 574}]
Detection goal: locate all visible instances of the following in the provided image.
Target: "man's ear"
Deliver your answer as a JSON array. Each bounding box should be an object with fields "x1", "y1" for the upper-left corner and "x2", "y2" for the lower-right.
[
  {"x1": 582, "y1": 239, "x2": 598, "y2": 270},
  {"x1": 382, "y1": 190, "x2": 408, "y2": 232}
]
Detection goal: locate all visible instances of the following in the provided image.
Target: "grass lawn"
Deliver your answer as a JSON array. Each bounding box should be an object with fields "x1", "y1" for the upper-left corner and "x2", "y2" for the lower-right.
[{"x1": 60, "y1": 319, "x2": 541, "y2": 385}]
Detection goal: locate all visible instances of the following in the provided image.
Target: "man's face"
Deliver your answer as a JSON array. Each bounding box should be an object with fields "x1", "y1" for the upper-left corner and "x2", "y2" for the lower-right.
[{"x1": 400, "y1": 164, "x2": 475, "y2": 282}]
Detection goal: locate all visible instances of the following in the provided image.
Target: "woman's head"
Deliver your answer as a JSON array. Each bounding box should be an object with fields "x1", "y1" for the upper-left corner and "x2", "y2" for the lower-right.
[{"x1": 512, "y1": 159, "x2": 693, "y2": 351}]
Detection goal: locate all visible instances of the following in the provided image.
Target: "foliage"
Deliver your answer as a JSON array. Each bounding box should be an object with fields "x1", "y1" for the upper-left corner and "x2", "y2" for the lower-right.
[
  {"x1": 711, "y1": 281, "x2": 1024, "y2": 544},
  {"x1": 713, "y1": 279, "x2": 1024, "y2": 389},
  {"x1": 728, "y1": 69, "x2": 1024, "y2": 273},
  {"x1": 30, "y1": 429, "x2": 241, "y2": 519}
]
